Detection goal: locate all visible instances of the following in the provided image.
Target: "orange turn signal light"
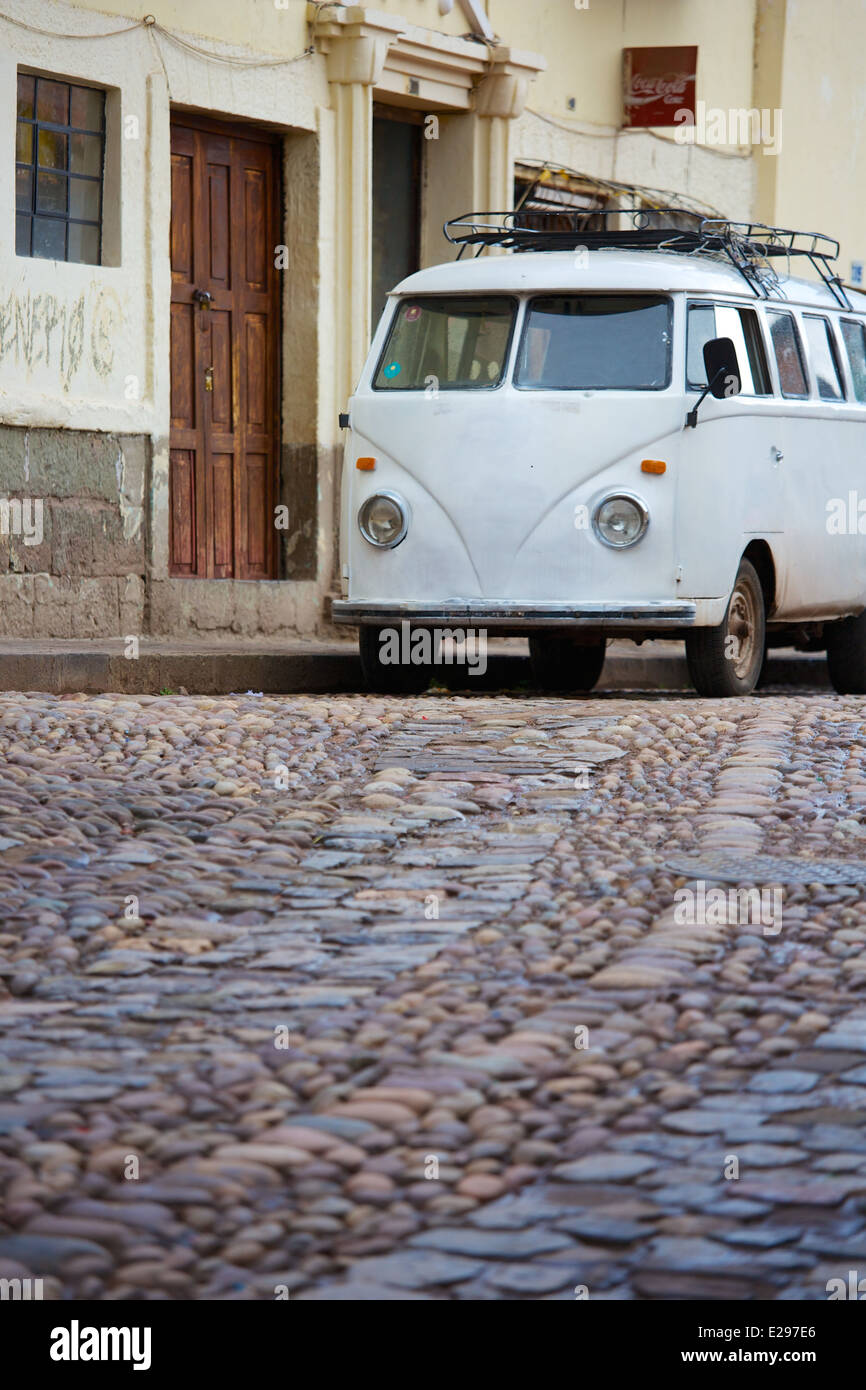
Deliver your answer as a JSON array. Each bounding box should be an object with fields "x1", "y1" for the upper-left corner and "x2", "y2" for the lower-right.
[
  {"x1": 356, "y1": 457, "x2": 376, "y2": 471},
  {"x1": 641, "y1": 458, "x2": 666, "y2": 475}
]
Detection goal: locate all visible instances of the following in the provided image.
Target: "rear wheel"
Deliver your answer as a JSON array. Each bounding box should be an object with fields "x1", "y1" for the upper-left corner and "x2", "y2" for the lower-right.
[
  {"x1": 359, "y1": 626, "x2": 432, "y2": 694},
  {"x1": 685, "y1": 558, "x2": 766, "y2": 696},
  {"x1": 826, "y1": 610, "x2": 866, "y2": 693},
  {"x1": 528, "y1": 635, "x2": 606, "y2": 692}
]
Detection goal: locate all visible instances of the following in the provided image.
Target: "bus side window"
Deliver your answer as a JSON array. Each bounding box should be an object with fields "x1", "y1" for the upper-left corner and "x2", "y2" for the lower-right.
[
  {"x1": 686, "y1": 303, "x2": 715, "y2": 387},
  {"x1": 714, "y1": 304, "x2": 765, "y2": 395},
  {"x1": 802, "y1": 315, "x2": 844, "y2": 399},
  {"x1": 840, "y1": 319, "x2": 866, "y2": 403},
  {"x1": 737, "y1": 308, "x2": 772, "y2": 394},
  {"x1": 767, "y1": 311, "x2": 809, "y2": 397}
]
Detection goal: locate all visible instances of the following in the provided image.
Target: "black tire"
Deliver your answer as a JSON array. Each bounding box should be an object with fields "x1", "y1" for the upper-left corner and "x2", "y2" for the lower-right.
[
  {"x1": 528, "y1": 635, "x2": 606, "y2": 692},
  {"x1": 826, "y1": 610, "x2": 866, "y2": 694},
  {"x1": 359, "y1": 625, "x2": 432, "y2": 694},
  {"x1": 686, "y1": 558, "x2": 766, "y2": 696}
]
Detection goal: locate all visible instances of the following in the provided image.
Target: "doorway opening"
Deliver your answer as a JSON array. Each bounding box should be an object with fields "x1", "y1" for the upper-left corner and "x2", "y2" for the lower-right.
[
  {"x1": 168, "y1": 114, "x2": 281, "y2": 579},
  {"x1": 371, "y1": 105, "x2": 423, "y2": 330}
]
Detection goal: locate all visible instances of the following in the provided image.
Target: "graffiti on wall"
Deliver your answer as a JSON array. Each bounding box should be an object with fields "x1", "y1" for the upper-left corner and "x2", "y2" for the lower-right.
[{"x1": 0, "y1": 285, "x2": 123, "y2": 390}]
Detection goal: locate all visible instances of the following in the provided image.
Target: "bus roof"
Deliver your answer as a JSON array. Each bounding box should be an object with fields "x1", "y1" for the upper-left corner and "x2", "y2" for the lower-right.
[{"x1": 392, "y1": 249, "x2": 866, "y2": 313}]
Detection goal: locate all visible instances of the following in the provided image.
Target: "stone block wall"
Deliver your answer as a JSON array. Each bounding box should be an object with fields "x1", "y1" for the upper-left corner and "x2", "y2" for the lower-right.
[
  {"x1": 0, "y1": 426, "x2": 146, "y2": 638},
  {"x1": 0, "y1": 426, "x2": 340, "y2": 641}
]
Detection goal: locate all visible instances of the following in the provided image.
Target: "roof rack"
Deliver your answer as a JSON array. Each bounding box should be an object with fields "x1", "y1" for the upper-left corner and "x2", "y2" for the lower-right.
[{"x1": 443, "y1": 209, "x2": 853, "y2": 309}]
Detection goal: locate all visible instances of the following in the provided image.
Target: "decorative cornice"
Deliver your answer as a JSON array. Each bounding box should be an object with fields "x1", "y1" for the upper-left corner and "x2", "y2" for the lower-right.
[
  {"x1": 308, "y1": 4, "x2": 544, "y2": 114},
  {"x1": 380, "y1": 22, "x2": 489, "y2": 110},
  {"x1": 473, "y1": 45, "x2": 547, "y2": 119},
  {"x1": 308, "y1": 5, "x2": 406, "y2": 85}
]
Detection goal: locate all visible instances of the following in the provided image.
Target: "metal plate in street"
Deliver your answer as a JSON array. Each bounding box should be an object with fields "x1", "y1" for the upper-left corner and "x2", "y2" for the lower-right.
[{"x1": 667, "y1": 854, "x2": 866, "y2": 886}]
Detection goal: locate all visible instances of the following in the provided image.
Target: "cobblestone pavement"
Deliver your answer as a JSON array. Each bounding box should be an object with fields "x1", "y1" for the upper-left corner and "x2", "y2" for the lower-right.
[{"x1": 2, "y1": 689, "x2": 866, "y2": 1301}]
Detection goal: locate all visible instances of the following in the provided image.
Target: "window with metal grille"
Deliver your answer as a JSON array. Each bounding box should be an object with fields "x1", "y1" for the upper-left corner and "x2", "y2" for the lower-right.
[
  {"x1": 513, "y1": 168, "x2": 607, "y2": 234},
  {"x1": 16, "y1": 72, "x2": 105, "y2": 265}
]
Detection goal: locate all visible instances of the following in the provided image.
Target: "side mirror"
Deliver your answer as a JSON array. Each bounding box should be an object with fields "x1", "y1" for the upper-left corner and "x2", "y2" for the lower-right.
[
  {"x1": 686, "y1": 336, "x2": 742, "y2": 427},
  {"x1": 703, "y1": 337, "x2": 741, "y2": 399}
]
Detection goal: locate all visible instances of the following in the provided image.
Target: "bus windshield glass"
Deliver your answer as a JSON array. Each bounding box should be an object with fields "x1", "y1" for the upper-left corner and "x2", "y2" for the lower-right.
[
  {"x1": 374, "y1": 296, "x2": 516, "y2": 390},
  {"x1": 515, "y1": 294, "x2": 672, "y2": 390}
]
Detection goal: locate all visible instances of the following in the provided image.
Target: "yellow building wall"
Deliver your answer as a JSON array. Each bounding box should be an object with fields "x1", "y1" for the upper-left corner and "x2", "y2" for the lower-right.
[
  {"x1": 756, "y1": 0, "x2": 866, "y2": 282},
  {"x1": 50, "y1": 0, "x2": 312, "y2": 53},
  {"x1": 67, "y1": 0, "x2": 755, "y2": 128},
  {"x1": 67, "y1": 0, "x2": 469, "y2": 49},
  {"x1": 491, "y1": 0, "x2": 756, "y2": 130}
]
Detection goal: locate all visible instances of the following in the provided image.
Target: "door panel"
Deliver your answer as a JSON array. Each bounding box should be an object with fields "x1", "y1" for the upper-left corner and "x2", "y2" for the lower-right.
[
  {"x1": 170, "y1": 164, "x2": 193, "y2": 278},
  {"x1": 210, "y1": 454, "x2": 235, "y2": 577},
  {"x1": 245, "y1": 315, "x2": 267, "y2": 430},
  {"x1": 769, "y1": 412, "x2": 866, "y2": 618},
  {"x1": 244, "y1": 454, "x2": 269, "y2": 576},
  {"x1": 207, "y1": 158, "x2": 231, "y2": 287},
  {"x1": 169, "y1": 449, "x2": 196, "y2": 574},
  {"x1": 210, "y1": 312, "x2": 233, "y2": 432},
  {"x1": 169, "y1": 117, "x2": 280, "y2": 579},
  {"x1": 244, "y1": 169, "x2": 267, "y2": 288},
  {"x1": 678, "y1": 403, "x2": 783, "y2": 597},
  {"x1": 169, "y1": 304, "x2": 195, "y2": 429}
]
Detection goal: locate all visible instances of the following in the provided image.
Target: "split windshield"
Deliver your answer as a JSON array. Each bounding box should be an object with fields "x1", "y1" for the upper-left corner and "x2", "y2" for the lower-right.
[{"x1": 373, "y1": 292, "x2": 673, "y2": 391}]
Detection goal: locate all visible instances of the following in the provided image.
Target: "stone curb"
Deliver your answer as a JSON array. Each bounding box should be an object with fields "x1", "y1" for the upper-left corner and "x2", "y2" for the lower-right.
[{"x1": 0, "y1": 647, "x2": 828, "y2": 695}]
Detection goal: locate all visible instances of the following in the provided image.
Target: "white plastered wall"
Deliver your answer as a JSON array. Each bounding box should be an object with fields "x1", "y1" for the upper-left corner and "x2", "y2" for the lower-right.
[{"x1": 0, "y1": 6, "x2": 167, "y2": 434}]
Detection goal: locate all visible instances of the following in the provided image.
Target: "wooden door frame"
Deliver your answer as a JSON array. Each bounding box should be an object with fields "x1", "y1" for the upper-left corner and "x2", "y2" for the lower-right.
[
  {"x1": 170, "y1": 109, "x2": 285, "y2": 144},
  {"x1": 169, "y1": 109, "x2": 283, "y2": 580}
]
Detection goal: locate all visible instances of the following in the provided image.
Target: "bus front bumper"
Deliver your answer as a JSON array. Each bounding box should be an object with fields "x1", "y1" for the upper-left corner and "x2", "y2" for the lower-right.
[{"x1": 332, "y1": 600, "x2": 701, "y2": 631}]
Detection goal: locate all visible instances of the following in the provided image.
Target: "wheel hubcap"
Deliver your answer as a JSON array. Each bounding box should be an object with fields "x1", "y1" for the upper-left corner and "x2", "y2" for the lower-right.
[{"x1": 728, "y1": 580, "x2": 759, "y2": 679}]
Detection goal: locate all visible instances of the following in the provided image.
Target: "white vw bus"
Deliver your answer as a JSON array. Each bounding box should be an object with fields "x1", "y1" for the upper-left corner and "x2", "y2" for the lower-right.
[{"x1": 333, "y1": 213, "x2": 866, "y2": 697}]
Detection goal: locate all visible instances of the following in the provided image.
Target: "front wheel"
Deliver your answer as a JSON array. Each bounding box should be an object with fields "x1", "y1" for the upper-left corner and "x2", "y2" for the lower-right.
[
  {"x1": 686, "y1": 558, "x2": 766, "y2": 696},
  {"x1": 359, "y1": 625, "x2": 432, "y2": 694},
  {"x1": 826, "y1": 610, "x2": 866, "y2": 693},
  {"x1": 529, "y1": 635, "x2": 606, "y2": 692}
]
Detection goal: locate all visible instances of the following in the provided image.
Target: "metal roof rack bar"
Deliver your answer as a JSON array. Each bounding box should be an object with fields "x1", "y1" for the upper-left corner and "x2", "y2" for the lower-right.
[{"x1": 443, "y1": 210, "x2": 853, "y2": 309}]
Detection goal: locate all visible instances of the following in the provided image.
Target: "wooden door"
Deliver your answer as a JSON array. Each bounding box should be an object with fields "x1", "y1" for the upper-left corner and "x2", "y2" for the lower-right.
[{"x1": 169, "y1": 116, "x2": 280, "y2": 579}]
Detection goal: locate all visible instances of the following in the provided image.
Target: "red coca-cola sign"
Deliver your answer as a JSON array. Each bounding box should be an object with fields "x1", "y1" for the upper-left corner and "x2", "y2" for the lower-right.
[{"x1": 623, "y1": 46, "x2": 697, "y2": 128}]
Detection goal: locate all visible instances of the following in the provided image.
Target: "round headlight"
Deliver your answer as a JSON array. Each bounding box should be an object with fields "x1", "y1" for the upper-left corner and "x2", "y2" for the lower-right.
[
  {"x1": 593, "y1": 493, "x2": 649, "y2": 548},
  {"x1": 358, "y1": 491, "x2": 409, "y2": 548}
]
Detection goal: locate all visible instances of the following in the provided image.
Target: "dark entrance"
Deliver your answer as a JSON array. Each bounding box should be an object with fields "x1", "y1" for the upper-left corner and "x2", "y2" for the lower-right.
[{"x1": 371, "y1": 106, "x2": 422, "y2": 330}]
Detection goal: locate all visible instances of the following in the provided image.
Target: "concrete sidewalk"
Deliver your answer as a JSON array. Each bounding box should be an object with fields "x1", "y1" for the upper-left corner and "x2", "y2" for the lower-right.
[{"x1": 0, "y1": 637, "x2": 828, "y2": 694}]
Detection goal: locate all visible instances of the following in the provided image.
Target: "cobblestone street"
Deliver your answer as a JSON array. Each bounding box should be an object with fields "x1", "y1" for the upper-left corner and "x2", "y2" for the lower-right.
[{"x1": 2, "y1": 688, "x2": 866, "y2": 1300}]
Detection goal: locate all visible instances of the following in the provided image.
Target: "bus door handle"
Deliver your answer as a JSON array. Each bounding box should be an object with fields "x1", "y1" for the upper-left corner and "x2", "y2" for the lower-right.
[{"x1": 771, "y1": 446, "x2": 784, "y2": 465}]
